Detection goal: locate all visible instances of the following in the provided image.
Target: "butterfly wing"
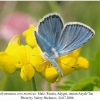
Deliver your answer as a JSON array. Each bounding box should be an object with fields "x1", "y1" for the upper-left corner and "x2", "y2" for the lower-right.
[
  {"x1": 56, "y1": 22, "x2": 95, "y2": 56},
  {"x1": 35, "y1": 13, "x2": 63, "y2": 53},
  {"x1": 35, "y1": 14, "x2": 95, "y2": 77},
  {"x1": 34, "y1": 13, "x2": 64, "y2": 76},
  {"x1": 34, "y1": 31, "x2": 52, "y2": 55}
]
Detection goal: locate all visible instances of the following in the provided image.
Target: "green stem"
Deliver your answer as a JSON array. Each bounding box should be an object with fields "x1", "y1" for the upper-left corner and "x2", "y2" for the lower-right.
[
  {"x1": 31, "y1": 76, "x2": 37, "y2": 91},
  {"x1": 47, "y1": 82, "x2": 51, "y2": 91}
]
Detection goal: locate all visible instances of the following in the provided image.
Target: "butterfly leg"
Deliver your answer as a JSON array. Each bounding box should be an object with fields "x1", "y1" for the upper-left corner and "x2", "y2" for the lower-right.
[{"x1": 38, "y1": 60, "x2": 47, "y2": 68}]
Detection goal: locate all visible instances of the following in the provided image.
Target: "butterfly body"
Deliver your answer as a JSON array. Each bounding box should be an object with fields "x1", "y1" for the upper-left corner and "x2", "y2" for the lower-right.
[
  {"x1": 41, "y1": 48, "x2": 64, "y2": 76},
  {"x1": 34, "y1": 13, "x2": 95, "y2": 77}
]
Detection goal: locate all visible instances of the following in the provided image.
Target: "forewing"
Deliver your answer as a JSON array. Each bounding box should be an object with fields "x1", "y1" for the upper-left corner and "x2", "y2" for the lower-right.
[
  {"x1": 56, "y1": 22, "x2": 95, "y2": 56},
  {"x1": 38, "y1": 13, "x2": 64, "y2": 48},
  {"x1": 34, "y1": 31, "x2": 52, "y2": 55}
]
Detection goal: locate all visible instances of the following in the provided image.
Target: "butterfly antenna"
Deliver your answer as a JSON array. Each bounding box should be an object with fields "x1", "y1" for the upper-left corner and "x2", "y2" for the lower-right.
[{"x1": 37, "y1": 60, "x2": 47, "y2": 68}]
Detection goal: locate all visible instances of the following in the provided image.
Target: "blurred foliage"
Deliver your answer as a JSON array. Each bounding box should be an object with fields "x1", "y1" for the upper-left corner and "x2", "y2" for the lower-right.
[
  {"x1": 56, "y1": 76, "x2": 100, "y2": 91},
  {"x1": 91, "y1": 51, "x2": 100, "y2": 77},
  {"x1": 0, "y1": 1, "x2": 100, "y2": 91}
]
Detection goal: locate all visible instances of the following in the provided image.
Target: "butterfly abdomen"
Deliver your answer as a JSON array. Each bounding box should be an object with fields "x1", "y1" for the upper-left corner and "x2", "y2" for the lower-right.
[{"x1": 48, "y1": 57, "x2": 64, "y2": 77}]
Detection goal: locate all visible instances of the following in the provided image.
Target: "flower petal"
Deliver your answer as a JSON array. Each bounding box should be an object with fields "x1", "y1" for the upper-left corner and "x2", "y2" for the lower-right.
[
  {"x1": 5, "y1": 44, "x2": 19, "y2": 55},
  {"x1": 5, "y1": 34, "x2": 20, "y2": 55},
  {"x1": 23, "y1": 25, "x2": 37, "y2": 47},
  {"x1": 30, "y1": 46, "x2": 44, "y2": 71},
  {"x1": 56, "y1": 75, "x2": 61, "y2": 82},
  {"x1": 57, "y1": 57, "x2": 76, "y2": 76},
  {"x1": 8, "y1": 34, "x2": 20, "y2": 45},
  {"x1": 24, "y1": 45, "x2": 33, "y2": 62},
  {"x1": 66, "y1": 48, "x2": 81, "y2": 59},
  {"x1": 72, "y1": 48, "x2": 81, "y2": 59},
  {"x1": 20, "y1": 64, "x2": 35, "y2": 82},
  {"x1": 40, "y1": 65, "x2": 59, "y2": 83},
  {"x1": 0, "y1": 52, "x2": 17, "y2": 74},
  {"x1": 77, "y1": 56, "x2": 89, "y2": 69},
  {"x1": 6, "y1": 45, "x2": 23, "y2": 68}
]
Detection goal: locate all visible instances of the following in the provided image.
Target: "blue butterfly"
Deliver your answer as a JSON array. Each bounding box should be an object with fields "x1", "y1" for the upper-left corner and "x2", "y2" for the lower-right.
[{"x1": 34, "y1": 13, "x2": 95, "y2": 77}]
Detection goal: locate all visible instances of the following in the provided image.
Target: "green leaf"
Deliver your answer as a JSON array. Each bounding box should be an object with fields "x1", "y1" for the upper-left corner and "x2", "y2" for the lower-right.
[
  {"x1": 56, "y1": 81, "x2": 75, "y2": 90},
  {"x1": 56, "y1": 76, "x2": 100, "y2": 91},
  {"x1": 64, "y1": 81, "x2": 75, "y2": 85},
  {"x1": 81, "y1": 83, "x2": 94, "y2": 91},
  {"x1": 93, "y1": 86, "x2": 100, "y2": 91},
  {"x1": 71, "y1": 76, "x2": 99, "y2": 91},
  {"x1": 56, "y1": 85, "x2": 71, "y2": 91}
]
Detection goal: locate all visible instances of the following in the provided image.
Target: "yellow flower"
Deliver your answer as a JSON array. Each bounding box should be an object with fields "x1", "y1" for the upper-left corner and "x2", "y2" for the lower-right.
[
  {"x1": 20, "y1": 64, "x2": 35, "y2": 82},
  {"x1": 22, "y1": 25, "x2": 37, "y2": 47},
  {"x1": 0, "y1": 35, "x2": 35, "y2": 82},
  {"x1": 0, "y1": 52, "x2": 16, "y2": 74},
  {"x1": 77, "y1": 56, "x2": 89, "y2": 69},
  {"x1": 0, "y1": 25, "x2": 89, "y2": 83},
  {"x1": 0, "y1": 35, "x2": 20, "y2": 74},
  {"x1": 30, "y1": 46, "x2": 89, "y2": 83},
  {"x1": 23, "y1": 25, "x2": 89, "y2": 83}
]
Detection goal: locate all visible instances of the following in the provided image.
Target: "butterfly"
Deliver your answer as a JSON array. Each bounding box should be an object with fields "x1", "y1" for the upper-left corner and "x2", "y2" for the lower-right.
[{"x1": 34, "y1": 13, "x2": 95, "y2": 77}]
